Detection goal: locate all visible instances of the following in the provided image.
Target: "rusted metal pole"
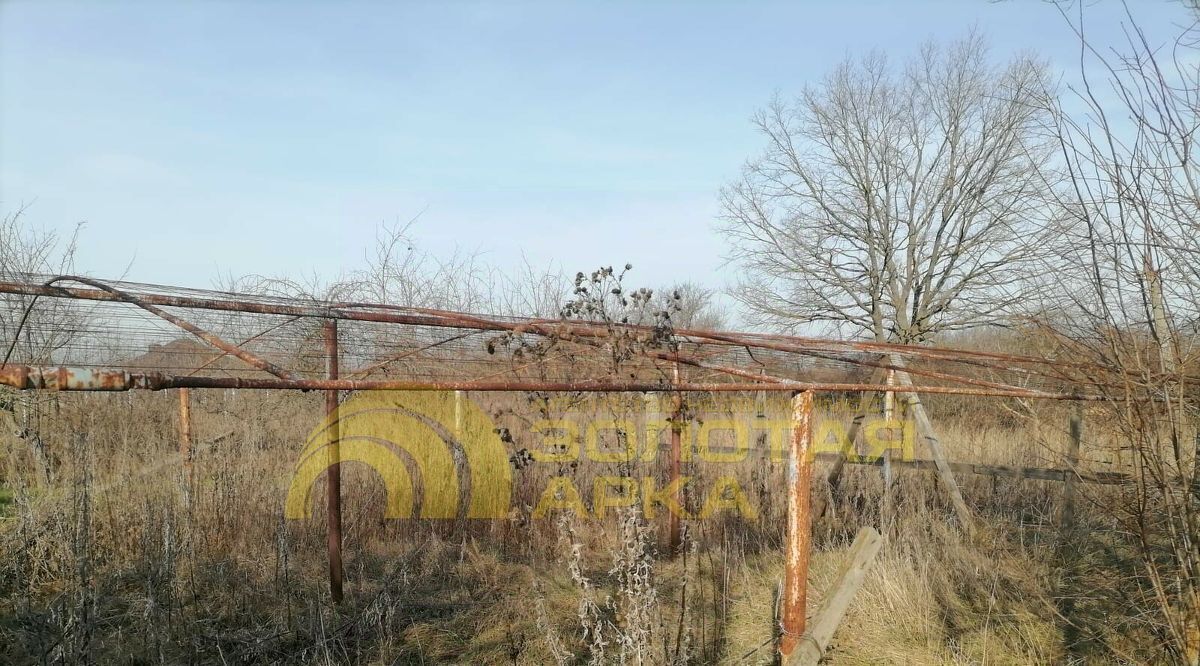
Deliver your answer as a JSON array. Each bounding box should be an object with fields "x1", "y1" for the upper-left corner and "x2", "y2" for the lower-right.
[
  {"x1": 178, "y1": 387, "x2": 193, "y2": 479},
  {"x1": 780, "y1": 390, "x2": 815, "y2": 660},
  {"x1": 1, "y1": 277, "x2": 1127, "y2": 376},
  {"x1": 668, "y1": 362, "x2": 683, "y2": 554},
  {"x1": 324, "y1": 319, "x2": 344, "y2": 604}
]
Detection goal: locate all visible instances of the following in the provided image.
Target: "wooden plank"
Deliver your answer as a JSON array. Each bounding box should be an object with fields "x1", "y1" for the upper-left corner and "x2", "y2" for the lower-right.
[
  {"x1": 178, "y1": 387, "x2": 194, "y2": 505},
  {"x1": 816, "y1": 364, "x2": 885, "y2": 521},
  {"x1": 784, "y1": 526, "x2": 885, "y2": 666},
  {"x1": 178, "y1": 387, "x2": 192, "y2": 473},
  {"x1": 890, "y1": 354, "x2": 974, "y2": 534},
  {"x1": 812, "y1": 453, "x2": 1129, "y2": 485}
]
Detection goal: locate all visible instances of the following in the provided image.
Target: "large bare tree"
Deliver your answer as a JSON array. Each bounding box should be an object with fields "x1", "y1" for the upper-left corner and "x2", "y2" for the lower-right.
[{"x1": 721, "y1": 32, "x2": 1056, "y2": 342}]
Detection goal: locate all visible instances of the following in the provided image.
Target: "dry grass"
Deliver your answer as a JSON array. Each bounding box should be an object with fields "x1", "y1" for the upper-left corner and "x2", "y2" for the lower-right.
[{"x1": 0, "y1": 388, "x2": 1158, "y2": 664}]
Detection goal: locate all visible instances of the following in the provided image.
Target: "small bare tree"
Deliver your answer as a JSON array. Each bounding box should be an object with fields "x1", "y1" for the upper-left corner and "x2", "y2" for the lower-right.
[
  {"x1": 0, "y1": 207, "x2": 85, "y2": 484},
  {"x1": 0, "y1": 207, "x2": 85, "y2": 365},
  {"x1": 1038, "y1": 7, "x2": 1200, "y2": 662},
  {"x1": 721, "y1": 32, "x2": 1057, "y2": 342}
]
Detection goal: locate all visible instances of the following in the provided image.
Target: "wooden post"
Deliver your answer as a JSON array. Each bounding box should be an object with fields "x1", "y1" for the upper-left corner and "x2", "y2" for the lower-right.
[
  {"x1": 323, "y1": 319, "x2": 344, "y2": 604},
  {"x1": 1062, "y1": 404, "x2": 1082, "y2": 535},
  {"x1": 454, "y1": 389, "x2": 464, "y2": 439},
  {"x1": 179, "y1": 387, "x2": 193, "y2": 487},
  {"x1": 668, "y1": 362, "x2": 683, "y2": 554},
  {"x1": 890, "y1": 354, "x2": 974, "y2": 535},
  {"x1": 755, "y1": 367, "x2": 767, "y2": 418},
  {"x1": 785, "y1": 527, "x2": 884, "y2": 665},
  {"x1": 817, "y1": 365, "x2": 886, "y2": 521},
  {"x1": 881, "y1": 448, "x2": 893, "y2": 532},
  {"x1": 1058, "y1": 403, "x2": 1083, "y2": 657},
  {"x1": 178, "y1": 388, "x2": 196, "y2": 515},
  {"x1": 779, "y1": 390, "x2": 815, "y2": 660},
  {"x1": 1145, "y1": 251, "x2": 1176, "y2": 372}
]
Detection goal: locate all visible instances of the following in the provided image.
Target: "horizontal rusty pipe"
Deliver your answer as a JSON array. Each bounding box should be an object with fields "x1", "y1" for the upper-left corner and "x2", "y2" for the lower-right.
[
  {"x1": 0, "y1": 364, "x2": 1109, "y2": 399},
  {"x1": 377, "y1": 309, "x2": 1093, "y2": 393},
  {"x1": 480, "y1": 323, "x2": 1082, "y2": 399},
  {"x1": 398, "y1": 300, "x2": 1085, "y2": 372},
  {"x1": 682, "y1": 329, "x2": 1117, "y2": 387},
  {"x1": 0, "y1": 277, "x2": 1125, "y2": 379},
  {"x1": 0, "y1": 366, "x2": 165, "y2": 391},
  {"x1": 641, "y1": 347, "x2": 1058, "y2": 397},
  {"x1": 0, "y1": 279, "x2": 504, "y2": 331},
  {"x1": 686, "y1": 328, "x2": 1100, "y2": 372},
  {"x1": 417, "y1": 307, "x2": 1095, "y2": 383}
]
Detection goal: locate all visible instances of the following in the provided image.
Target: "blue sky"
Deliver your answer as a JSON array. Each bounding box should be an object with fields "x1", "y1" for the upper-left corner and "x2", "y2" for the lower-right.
[{"x1": 0, "y1": 0, "x2": 1191, "y2": 301}]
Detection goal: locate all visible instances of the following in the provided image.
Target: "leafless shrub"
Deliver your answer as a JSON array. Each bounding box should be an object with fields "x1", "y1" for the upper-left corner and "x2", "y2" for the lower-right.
[
  {"x1": 0, "y1": 208, "x2": 87, "y2": 486},
  {"x1": 1039, "y1": 6, "x2": 1200, "y2": 662}
]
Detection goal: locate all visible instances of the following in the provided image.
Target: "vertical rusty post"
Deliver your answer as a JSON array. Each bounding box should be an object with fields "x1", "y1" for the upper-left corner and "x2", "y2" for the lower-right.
[
  {"x1": 668, "y1": 362, "x2": 683, "y2": 554},
  {"x1": 780, "y1": 390, "x2": 814, "y2": 660},
  {"x1": 179, "y1": 387, "x2": 193, "y2": 481},
  {"x1": 324, "y1": 319, "x2": 344, "y2": 604}
]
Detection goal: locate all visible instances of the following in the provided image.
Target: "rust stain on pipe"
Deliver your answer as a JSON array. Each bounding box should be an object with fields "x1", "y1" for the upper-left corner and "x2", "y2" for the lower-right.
[
  {"x1": 780, "y1": 390, "x2": 815, "y2": 659},
  {"x1": 0, "y1": 366, "x2": 165, "y2": 391}
]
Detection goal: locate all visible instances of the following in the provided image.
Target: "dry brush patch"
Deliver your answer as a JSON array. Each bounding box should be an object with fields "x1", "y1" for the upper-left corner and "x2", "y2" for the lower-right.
[{"x1": 0, "y1": 387, "x2": 1160, "y2": 664}]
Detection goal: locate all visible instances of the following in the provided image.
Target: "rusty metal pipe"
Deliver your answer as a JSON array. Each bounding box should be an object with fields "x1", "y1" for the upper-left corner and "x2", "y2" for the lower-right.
[
  {"x1": 0, "y1": 279, "x2": 501, "y2": 331},
  {"x1": 780, "y1": 390, "x2": 815, "y2": 659},
  {"x1": 0, "y1": 277, "x2": 1135, "y2": 380},
  {"x1": 643, "y1": 346, "x2": 1058, "y2": 396}
]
